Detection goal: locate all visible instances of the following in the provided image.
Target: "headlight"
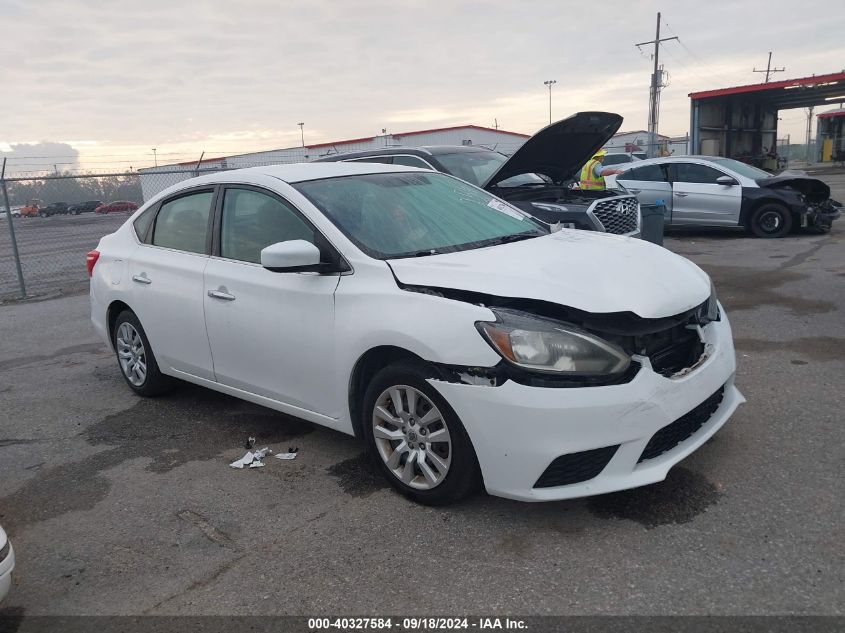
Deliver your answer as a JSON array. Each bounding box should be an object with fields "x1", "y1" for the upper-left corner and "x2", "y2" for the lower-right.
[{"x1": 476, "y1": 309, "x2": 630, "y2": 375}]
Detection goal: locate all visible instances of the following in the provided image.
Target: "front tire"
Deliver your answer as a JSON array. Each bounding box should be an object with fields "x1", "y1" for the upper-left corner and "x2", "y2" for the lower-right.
[
  {"x1": 113, "y1": 310, "x2": 174, "y2": 396},
  {"x1": 362, "y1": 361, "x2": 482, "y2": 505},
  {"x1": 749, "y1": 203, "x2": 792, "y2": 238}
]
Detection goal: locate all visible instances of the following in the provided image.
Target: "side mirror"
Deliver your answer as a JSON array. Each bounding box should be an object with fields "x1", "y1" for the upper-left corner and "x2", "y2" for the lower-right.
[
  {"x1": 261, "y1": 240, "x2": 322, "y2": 272},
  {"x1": 716, "y1": 175, "x2": 738, "y2": 186}
]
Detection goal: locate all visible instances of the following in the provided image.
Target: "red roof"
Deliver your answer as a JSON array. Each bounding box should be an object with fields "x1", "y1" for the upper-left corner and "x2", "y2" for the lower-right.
[
  {"x1": 689, "y1": 71, "x2": 845, "y2": 100},
  {"x1": 305, "y1": 124, "x2": 529, "y2": 150},
  {"x1": 818, "y1": 109, "x2": 845, "y2": 119}
]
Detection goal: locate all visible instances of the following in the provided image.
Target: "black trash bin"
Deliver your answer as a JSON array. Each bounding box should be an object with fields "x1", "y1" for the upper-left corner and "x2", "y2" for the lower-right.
[{"x1": 640, "y1": 202, "x2": 665, "y2": 246}]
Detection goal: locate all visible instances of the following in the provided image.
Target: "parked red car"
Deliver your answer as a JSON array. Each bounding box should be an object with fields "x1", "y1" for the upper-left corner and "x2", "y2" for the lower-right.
[{"x1": 95, "y1": 201, "x2": 139, "y2": 214}]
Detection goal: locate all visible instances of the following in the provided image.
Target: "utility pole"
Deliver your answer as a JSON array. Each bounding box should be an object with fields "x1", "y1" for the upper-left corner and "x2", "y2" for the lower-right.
[
  {"x1": 635, "y1": 13, "x2": 677, "y2": 158},
  {"x1": 151, "y1": 148, "x2": 157, "y2": 167},
  {"x1": 298, "y1": 123, "x2": 305, "y2": 147},
  {"x1": 805, "y1": 106, "x2": 814, "y2": 163},
  {"x1": 753, "y1": 52, "x2": 785, "y2": 83},
  {"x1": 543, "y1": 80, "x2": 557, "y2": 125},
  {"x1": 493, "y1": 118, "x2": 499, "y2": 130}
]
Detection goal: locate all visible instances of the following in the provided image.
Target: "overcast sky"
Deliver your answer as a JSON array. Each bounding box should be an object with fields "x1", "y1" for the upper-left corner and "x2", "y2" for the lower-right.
[{"x1": 1, "y1": 0, "x2": 844, "y2": 172}]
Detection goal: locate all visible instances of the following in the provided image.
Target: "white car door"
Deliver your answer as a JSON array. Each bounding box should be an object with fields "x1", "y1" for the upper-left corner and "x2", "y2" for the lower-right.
[
  {"x1": 670, "y1": 162, "x2": 742, "y2": 226},
  {"x1": 128, "y1": 188, "x2": 216, "y2": 380},
  {"x1": 203, "y1": 185, "x2": 341, "y2": 416}
]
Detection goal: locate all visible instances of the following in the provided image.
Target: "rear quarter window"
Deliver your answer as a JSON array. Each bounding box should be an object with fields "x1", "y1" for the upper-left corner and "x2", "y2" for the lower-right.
[{"x1": 133, "y1": 206, "x2": 156, "y2": 242}]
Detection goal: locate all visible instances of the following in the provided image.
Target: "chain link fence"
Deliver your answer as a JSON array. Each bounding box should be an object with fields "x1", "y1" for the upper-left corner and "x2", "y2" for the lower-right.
[{"x1": 0, "y1": 166, "x2": 229, "y2": 300}]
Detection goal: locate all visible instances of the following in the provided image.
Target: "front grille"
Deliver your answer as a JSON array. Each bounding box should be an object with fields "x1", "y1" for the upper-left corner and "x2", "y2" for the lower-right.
[
  {"x1": 590, "y1": 196, "x2": 640, "y2": 235},
  {"x1": 534, "y1": 445, "x2": 620, "y2": 488},
  {"x1": 638, "y1": 386, "x2": 725, "y2": 463}
]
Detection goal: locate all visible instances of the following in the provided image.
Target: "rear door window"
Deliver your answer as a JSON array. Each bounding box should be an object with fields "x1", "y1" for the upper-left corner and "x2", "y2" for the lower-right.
[
  {"x1": 625, "y1": 164, "x2": 667, "y2": 182},
  {"x1": 151, "y1": 191, "x2": 214, "y2": 254},
  {"x1": 674, "y1": 163, "x2": 724, "y2": 184}
]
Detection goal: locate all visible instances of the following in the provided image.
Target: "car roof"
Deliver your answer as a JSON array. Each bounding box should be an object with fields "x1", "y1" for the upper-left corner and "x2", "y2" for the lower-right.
[
  {"x1": 318, "y1": 145, "x2": 495, "y2": 160},
  {"x1": 617, "y1": 155, "x2": 728, "y2": 169},
  {"x1": 171, "y1": 161, "x2": 427, "y2": 187}
]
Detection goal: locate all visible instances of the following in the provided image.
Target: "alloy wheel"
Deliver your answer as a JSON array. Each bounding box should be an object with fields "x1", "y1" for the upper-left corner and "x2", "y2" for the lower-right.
[
  {"x1": 371, "y1": 385, "x2": 452, "y2": 490},
  {"x1": 116, "y1": 322, "x2": 147, "y2": 386}
]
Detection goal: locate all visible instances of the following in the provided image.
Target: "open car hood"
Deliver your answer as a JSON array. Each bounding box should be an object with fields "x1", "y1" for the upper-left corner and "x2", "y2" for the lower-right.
[
  {"x1": 388, "y1": 230, "x2": 710, "y2": 319},
  {"x1": 757, "y1": 175, "x2": 830, "y2": 203},
  {"x1": 483, "y1": 112, "x2": 623, "y2": 188}
]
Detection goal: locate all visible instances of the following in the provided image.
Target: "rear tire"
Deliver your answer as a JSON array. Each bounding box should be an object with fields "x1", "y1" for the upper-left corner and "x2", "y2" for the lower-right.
[
  {"x1": 749, "y1": 203, "x2": 792, "y2": 238},
  {"x1": 112, "y1": 310, "x2": 175, "y2": 397},
  {"x1": 362, "y1": 361, "x2": 482, "y2": 505}
]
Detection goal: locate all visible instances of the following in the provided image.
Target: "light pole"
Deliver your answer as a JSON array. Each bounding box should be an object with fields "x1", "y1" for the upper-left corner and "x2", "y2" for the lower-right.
[
  {"x1": 298, "y1": 123, "x2": 305, "y2": 147},
  {"x1": 543, "y1": 80, "x2": 557, "y2": 125},
  {"x1": 151, "y1": 148, "x2": 157, "y2": 167}
]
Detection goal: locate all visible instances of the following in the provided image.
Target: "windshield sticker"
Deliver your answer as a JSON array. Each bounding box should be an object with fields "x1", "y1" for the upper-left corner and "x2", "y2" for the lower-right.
[{"x1": 487, "y1": 199, "x2": 524, "y2": 220}]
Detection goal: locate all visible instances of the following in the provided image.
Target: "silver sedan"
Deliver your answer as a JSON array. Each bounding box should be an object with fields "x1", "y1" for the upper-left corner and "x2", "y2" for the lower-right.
[{"x1": 615, "y1": 155, "x2": 840, "y2": 237}]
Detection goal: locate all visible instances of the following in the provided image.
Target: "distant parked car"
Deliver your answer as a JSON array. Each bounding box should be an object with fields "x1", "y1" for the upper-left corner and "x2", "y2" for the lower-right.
[
  {"x1": 20, "y1": 199, "x2": 43, "y2": 217},
  {"x1": 68, "y1": 200, "x2": 103, "y2": 215},
  {"x1": 0, "y1": 524, "x2": 14, "y2": 602},
  {"x1": 616, "y1": 156, "x2": 842, "y2": 237},
  {"x1": 96, "y1": 201, "x2": 139, "y2": 214},
  {"x1": 39, "y1": 202, "x2": 70, "y2": 217}
]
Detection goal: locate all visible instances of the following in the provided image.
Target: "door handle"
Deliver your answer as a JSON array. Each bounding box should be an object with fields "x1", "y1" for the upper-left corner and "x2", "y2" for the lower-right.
[
  {"x1": 208, "y1": 289, "x2": 236, "y2": 301},
  {"x1": 674, "y1": 192, "x2": 689, "y2": 197},
  {"x1": 628, "y1": 189, "x2": 641, "y2": 194},
  {"x1": 132, "y1": 275, "x2": 151, "y2": 285}
]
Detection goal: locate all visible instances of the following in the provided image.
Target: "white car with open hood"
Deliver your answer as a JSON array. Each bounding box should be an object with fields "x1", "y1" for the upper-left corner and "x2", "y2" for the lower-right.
[{"x1": 89, "y1": 162, "x2": 744, "y2": 504}]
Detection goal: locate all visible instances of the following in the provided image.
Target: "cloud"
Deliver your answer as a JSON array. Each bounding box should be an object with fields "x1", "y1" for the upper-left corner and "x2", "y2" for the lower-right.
[
  {"x1": 0, "y1": 142, "x2": 80, "y2": 176},
  {"x1": 1, "y1": 0, "x2": 844, "y2": 168}
]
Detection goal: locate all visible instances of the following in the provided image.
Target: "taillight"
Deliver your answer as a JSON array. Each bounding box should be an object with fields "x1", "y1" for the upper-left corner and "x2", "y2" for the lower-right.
[{"x1": 86, "y1": 250, "x2": 100, "y2": 277}]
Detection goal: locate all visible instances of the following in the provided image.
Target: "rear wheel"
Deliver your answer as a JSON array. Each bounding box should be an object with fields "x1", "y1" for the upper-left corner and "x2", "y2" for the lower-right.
[
  {"x1": 362, "y1": 361, "x2": 482, "y2": 505},
  {"x1": 113, "y1": 310, "x2": 175, "y2": 396},
  {"x1": 749, "y1": 203, "x2": 792, "y2": 238}
]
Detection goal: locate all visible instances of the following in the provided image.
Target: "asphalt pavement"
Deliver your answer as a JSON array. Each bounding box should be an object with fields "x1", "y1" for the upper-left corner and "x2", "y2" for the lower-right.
[{"x1": 0, "y1": 176, "x2": 842, "y2": 616}]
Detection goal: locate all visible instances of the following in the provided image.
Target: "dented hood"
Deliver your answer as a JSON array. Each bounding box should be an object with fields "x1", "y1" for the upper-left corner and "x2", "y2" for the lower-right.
[
  {"x1": 388, "y1": 231, "x2": 711, "y2": 319},
  {"x1": 757, "y1": 175, "x2": 830, "y2": 202},
  {"x1": 483, "y1": 112, "x2": 623, "y2": 188}
]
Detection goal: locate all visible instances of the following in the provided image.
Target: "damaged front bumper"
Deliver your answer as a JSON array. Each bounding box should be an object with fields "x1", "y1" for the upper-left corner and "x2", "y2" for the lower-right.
[
  {"x1": 802, "y1": 200, "x2": 842, "y2": 230},
  {"x1": 428, "y1": 312, "x2": 743, "y2": 502}
]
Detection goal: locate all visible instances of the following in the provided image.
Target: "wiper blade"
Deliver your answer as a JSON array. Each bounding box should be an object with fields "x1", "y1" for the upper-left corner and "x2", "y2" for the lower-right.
[{"x1": 485, "y1": 232, "x2": 540, "y2": 246}]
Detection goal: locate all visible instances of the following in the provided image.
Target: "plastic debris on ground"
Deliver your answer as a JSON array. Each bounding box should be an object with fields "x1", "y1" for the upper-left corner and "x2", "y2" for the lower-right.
[
  {"x1": 230, "y1": 442, "x2": 300, "y2": 468},
  {"x1": 230, "y1": 446, "x2": 273, "y2": 469}
]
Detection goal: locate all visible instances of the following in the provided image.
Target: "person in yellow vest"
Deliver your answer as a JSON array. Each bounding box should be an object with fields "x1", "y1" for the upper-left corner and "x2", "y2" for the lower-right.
[{"x1": 579, "y1": 149, "x2": 624, "y2": 190}]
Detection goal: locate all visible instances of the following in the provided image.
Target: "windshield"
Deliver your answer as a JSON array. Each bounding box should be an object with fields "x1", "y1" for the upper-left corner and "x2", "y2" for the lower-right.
[
  {"x1": 710, "y1": 157, "x2": 772, "y2": 180},
  {"x1": 434, "y1": 150, "x2": 545, "y2": 188},
  {"x1": 294, "y1": 172, "x2": 546, "y2": 259}
]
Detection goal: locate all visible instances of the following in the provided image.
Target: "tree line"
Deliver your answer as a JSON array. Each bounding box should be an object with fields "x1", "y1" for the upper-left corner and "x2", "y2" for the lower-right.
[{"x1": 3, "y1": 172, "x2": 143, "y2": 207}]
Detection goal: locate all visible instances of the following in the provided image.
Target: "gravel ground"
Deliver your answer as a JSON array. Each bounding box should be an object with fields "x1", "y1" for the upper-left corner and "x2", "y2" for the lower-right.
[{"x1": 0, "y1": 176, "x2": 842, "y2": 617}]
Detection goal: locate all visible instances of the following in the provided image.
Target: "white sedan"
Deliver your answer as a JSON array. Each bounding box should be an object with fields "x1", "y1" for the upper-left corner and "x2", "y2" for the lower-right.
[
  {"x1": 89, "y1": 163, "x2": 743, "y2": 504},
  {"x1": 0, "y1": 525, "x2": 14, "y2": 602}
]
